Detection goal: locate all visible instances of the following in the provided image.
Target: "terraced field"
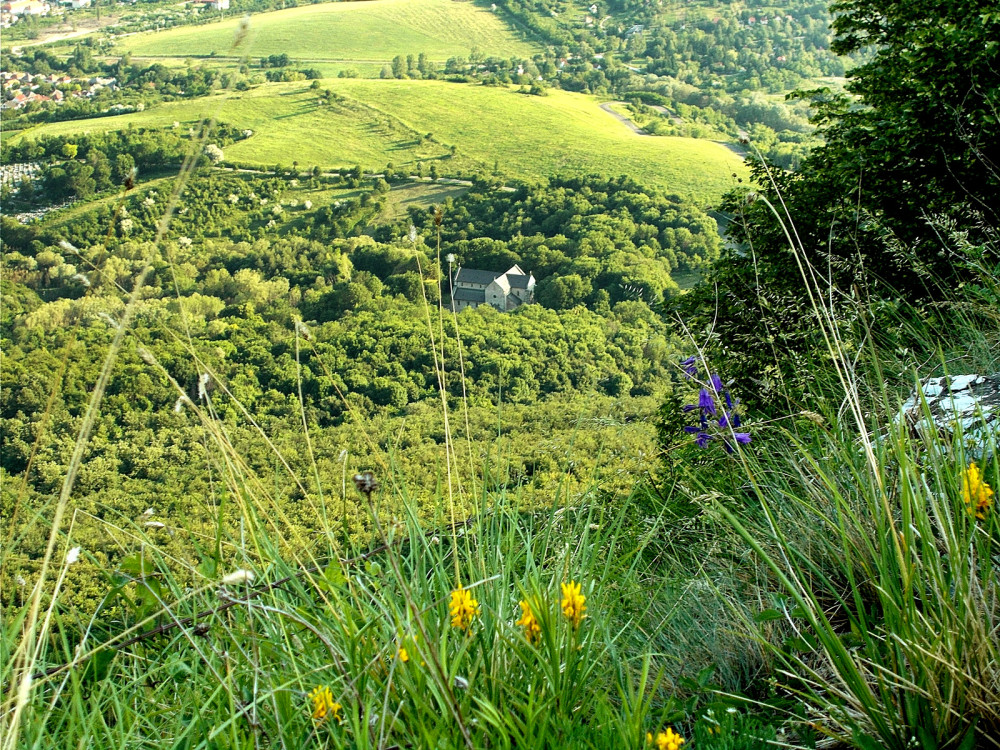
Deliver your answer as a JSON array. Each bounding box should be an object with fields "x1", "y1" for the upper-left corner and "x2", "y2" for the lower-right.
[
  {"x1": 115, "y1": 0, "x2": 540, "y2": 63},
  {"x1": 11, "y1": 80, "x2": 746, "y2": 203}
]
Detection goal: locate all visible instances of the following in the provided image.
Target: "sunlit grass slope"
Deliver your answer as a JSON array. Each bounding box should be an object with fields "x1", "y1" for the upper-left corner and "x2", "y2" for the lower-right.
[
  {"x1": 116, "y1": 0, "x2": 539, "y2": 62},
  {"x1": 11, "y1": 80, "x2": 746, "y2": 202}
]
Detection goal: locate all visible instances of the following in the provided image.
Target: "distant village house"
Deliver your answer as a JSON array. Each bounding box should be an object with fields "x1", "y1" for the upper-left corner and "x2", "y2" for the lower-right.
[
  {"x1": 192, "y1": 0, "x2": 229, "y2": 10},
  {"x1": 451, "y1": 265, "x2": 536, "y2": 312},
  {"x1": 2, "y1": 0, "x2": 49, "y2": 14}
]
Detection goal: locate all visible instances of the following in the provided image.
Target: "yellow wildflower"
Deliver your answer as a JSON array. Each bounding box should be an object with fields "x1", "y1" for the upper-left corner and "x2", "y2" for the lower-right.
[
  {"x1": 515, "y1": 599, "x2": 542, "y2": 643},
  {"x1": 449, "y1": 586, "x2": 480, "y2": 631},
  {"x1": 560, "y1": 581, "x2": 586, "y2": 628},
  {"x1": 395, "y1": 632, "x2": 425, "y2": 666},
  {"x1": 308, "y1": 685, "x2": 342, "y2": 723},
  {"x1": 647, "y1": 727, "x2": 685, "y2": 750},
  {"x1": 964, "y1": 461, "x2": 994, "y2": 520}
]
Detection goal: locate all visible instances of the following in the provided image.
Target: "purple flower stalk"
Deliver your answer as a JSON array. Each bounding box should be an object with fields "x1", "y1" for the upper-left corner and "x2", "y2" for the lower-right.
[{"x1": 678, "y1": 360, "x2": 751, "y2": 453}]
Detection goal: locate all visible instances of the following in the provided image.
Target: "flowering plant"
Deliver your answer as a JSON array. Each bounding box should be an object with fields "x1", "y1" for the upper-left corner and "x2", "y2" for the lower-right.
[
  {"x1": 449, "y1": 586, "x2": 480, "y2": 631},
  {"x1": 679, "y1": 356, "x2": 750, "y2": 453},
  {"x1": 560, "y1": 581, "x2": 586, "y2": 628}
]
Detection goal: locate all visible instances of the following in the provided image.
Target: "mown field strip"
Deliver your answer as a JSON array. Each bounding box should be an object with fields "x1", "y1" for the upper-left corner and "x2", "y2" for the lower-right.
[{"x1": 115, "y1": 0, "x2": 540, "y2": 62}]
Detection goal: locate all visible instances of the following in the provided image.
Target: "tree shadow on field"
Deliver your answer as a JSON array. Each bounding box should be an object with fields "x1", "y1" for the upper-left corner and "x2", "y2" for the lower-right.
[{"x1": 272, "y1": 100, "x2": 321, "y2": 120}]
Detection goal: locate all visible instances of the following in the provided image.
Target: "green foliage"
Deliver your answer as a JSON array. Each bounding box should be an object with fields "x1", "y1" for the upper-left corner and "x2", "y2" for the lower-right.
[
  {"x1": 712, "y1": 398, "x2": 1000, "y2": 747},
  {"x1": 2, "y1": 473, "x2": 706, "y2": 749},
  {"x1": 822, "y1": 0, "x2": 1000, "y2": 269},
  {"x1": 1, "y1": 172, "x2": 685, "y2": 625},
  {"x1": 657, "y1": 255, "x2": 1000, "y2": 744},
  {"x1": 407, "y1": 174, "x2": 721, "y2": 309},
  {"x1": 7, "y1": 4, "x2": 1000, "y2": 747},
  {"x1": 673, "y1": 0, "x2": 1000, "y2": 408}
]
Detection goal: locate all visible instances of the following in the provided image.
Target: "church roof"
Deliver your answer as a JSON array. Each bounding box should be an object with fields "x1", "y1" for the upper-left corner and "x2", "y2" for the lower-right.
[
  {"x1": 453, "y1": 288, "x2": 486, "y2": 303},
  {"x1": 454, "y1": 267, "x2": 499, "y2": 285},
  {"x1": 506, "y1": 274, "x2": 532, "y2": 289}
]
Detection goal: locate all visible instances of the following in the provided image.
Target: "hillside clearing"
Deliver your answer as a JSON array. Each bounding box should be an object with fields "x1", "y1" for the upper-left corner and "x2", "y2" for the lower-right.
[
  {"x1": 12, "y1": 79, "x2": 744, "y2": 204},
  {"x1": 376, "y1": 181, "x2": 472, "y2": 224},
  {"x1": 10, "y1": 80, "x2": 745, "y2": 203}
]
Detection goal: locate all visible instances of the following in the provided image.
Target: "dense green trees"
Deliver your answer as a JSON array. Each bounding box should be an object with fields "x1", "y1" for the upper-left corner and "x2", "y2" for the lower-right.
[
  {"x1": 823, "y1": 0, "x2": 1000, "y2": 262},
  {"x1": 2, "y1": 170, "x2": 697, "y2": 445},
  {"x1": 1, "y1": 172, "x2": 676, "y2": 596},
  {"x1": 404, "y1": 175, "x2": 720, "y2": 309}
]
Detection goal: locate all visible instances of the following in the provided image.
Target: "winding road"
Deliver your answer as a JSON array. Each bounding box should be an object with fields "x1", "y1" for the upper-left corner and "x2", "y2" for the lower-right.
[{"x1": 599, "y1": 102, "x2": 648, "y2": 135}]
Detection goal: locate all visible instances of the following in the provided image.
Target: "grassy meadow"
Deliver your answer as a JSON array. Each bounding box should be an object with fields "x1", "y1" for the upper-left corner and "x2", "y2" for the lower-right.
[
  {"x1": 115, "y1": 0, "x2": 540, "y2": 63},
  {"x1": 8, "y1": 80, "x2": 746, "y2": 202}
]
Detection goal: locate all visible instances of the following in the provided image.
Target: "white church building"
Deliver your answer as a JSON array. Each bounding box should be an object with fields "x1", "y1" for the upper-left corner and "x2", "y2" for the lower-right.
[{"x1": 451, "y1": 264, "x2": 536, "y2": 312}]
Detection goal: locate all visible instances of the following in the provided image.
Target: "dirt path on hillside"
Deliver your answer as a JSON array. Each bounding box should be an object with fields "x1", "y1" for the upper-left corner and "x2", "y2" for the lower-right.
[
  {"x1": 599, "y1": 102, "x2": 648, "y2": 135},
  {"x1": 601, "y1": 102, "x2": 748, "y2": 156},
  {"x1": 11, "y1": 17, "x2": 118, "y2": 49}
]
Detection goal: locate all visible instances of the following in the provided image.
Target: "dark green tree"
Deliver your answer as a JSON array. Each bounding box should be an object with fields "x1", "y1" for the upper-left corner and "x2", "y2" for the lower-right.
[
  {"x1": 820, "y1": 0, "x2": 1000, "y2": 262},
  {"x1": 88, "y1": 151, "x2": 113, "y2": 192},
  {"x1": 391, "y1": 55, "x2": 406, "y2": 79},
  {"x1": 673, "y1": 0, "x2": 1000, "y2": 409},
  {"x1": 114, "y1": 153, "x2": 136, "y2": 183}
]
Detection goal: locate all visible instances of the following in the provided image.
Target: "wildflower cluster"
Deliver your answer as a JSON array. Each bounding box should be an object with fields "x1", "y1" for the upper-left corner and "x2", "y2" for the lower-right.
[
  {"x1": 308, "y1": 685, "x2": 342, "y2": 723},
  {"x1": 309, "y1": 579, "x2": 590, "y2": 726},
  {"x1": 679, "y1": 356, "x2": 750, "y2": 452},
  {"x1": 449, "y1": 586, "x2": 480, "y2": 631},
  {"x1": 511, "y1": 580, "x2": 586, "y2": 645},
  {"x1": 963, "y1": 461, "x2": 994, "y2": 520},
  {"x1": 648, "y1": 727, "x2": 685, "y2": 750}
]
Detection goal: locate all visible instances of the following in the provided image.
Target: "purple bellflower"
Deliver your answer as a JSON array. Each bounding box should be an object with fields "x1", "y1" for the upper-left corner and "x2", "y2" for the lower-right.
[
  {"x1": 698, "y1": 388, "x2": 717, "y2": 415},
  {"x1": 678, "y1": 355, "x2": 751, "y2": 453}
]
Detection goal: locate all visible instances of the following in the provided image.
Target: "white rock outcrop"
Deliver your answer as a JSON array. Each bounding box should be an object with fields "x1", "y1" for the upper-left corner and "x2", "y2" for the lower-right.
[{"x1": 898, "y1": 374, "x2": 1000, "y2": 458}]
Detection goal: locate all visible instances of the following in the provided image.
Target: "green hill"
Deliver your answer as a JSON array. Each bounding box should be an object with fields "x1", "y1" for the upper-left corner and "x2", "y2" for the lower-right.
[
  {"x1": 9, "y1": 80, "x2": 746, "y2": 203},
  {"x1": 115, "y1": 0, "x2": 539, "y2": 63}
]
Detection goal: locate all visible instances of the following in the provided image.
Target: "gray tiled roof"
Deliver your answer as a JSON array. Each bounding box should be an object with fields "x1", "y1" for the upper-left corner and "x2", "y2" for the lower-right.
[
  {"x1": 453, "y1": 288, "x2": 486, "y2": 303},
  {"x1": 454, "y1": 268, "x2": 500, "y2": 285},
  {"x1": 507, "y1": 274, "x2": 532, "y2": 289}
]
